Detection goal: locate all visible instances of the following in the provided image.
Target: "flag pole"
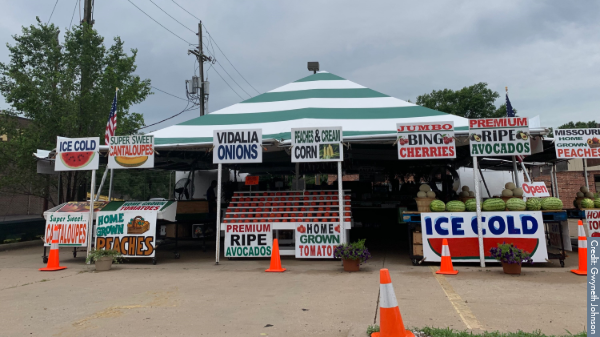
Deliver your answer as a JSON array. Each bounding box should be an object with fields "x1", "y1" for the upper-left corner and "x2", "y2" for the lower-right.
[
  {"x1": 108, "y1": 88, "x2": 118, "y2": 201},
  {"x1": 95, "y1": 88, "x2": 118, "y2": 201}
]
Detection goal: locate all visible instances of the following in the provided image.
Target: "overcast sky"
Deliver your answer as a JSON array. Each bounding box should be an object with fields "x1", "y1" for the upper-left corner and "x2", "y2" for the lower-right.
[{"x1": 1, "y1": 1, "x2": 599, "y2": 132}]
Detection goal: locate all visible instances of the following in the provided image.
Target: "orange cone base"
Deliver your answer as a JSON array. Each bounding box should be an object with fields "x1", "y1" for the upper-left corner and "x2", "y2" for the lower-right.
[
  {"x1": 39, "y1": 266, "x2": 67, "y2": 271},
  {"x1": 571, "y1": 269, "x2": 586, "y2": 275},
  {"x1": 265, "y1": 267, "x2": 286, "y2": 272},
  {"x1": 370, "y1": 331, "x2": 415, "y2": 337},
  {"x1": 436, "y1": 269, "x2": 458, "y2": 275}
]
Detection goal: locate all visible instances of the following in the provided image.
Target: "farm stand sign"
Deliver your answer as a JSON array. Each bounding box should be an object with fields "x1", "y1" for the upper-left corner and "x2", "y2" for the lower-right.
[
  {"x1": 108, "y1": 135, "x2": 154, "y2": 169},
  {"x1": 295, "y1": 222, "x2": 341, "y2": 258},
  {"x1": 396, "y1": 122, "x2": 455, "y2": 159},
  {"x1": 291, "y1": 127, "x2": 343, "y2": 162},
  {"x1": 521, "y1": 182, "x2": 550, "y2": 197},
  {"x1": 117, "y1": 201, "x2": 168, "y2": 211},
  {"x1": 554, "y1": 128, "x2": 600, "y2": 159},
  {"x1": 421, "y1": 211, "x2": 547, "y2": 262},
  {"x1": 95, "y1": 211, "x2": 157, "y2": 258},
  {"x1": 587, "y1": 210, "x2": 600, "y2": 237},
  {"x1": 55, "y1": 137, "x2": 99, "y2": 171},
  {"x1": 469, "y1": 118, "x2": 531, "y2": 157},
  {"x1": 213, "y1": 129, "x2": 262, "y2": 164},
  {"x1": 224, "y1": 223, "x2": 272, "y2": 257},
  {"x1": 44, "y1": 213, "x2": 89, "y2": 247}
]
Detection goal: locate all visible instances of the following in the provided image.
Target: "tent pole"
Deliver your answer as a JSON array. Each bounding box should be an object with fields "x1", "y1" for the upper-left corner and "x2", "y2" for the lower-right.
[
  {"x1": 584, "y1": 159, "x2": 589, "y2": 189},
  {"x1": 473, "y1": 157, "x2": 485, "y2": 268},
  {"x1": 477, "y1": 167, "x2": 491, "y2": 198},
  {"x1": 95, "y1": 167, "x2": 109, "y2": 201},
  {"x1": 512, "y1": 156, "x2": 520, "y2": 188},
  {"x1": 295, "y1": 163, "x2": 299, "y2": 190},
  {"x1": 553, "y1": 163, "x2": 560, "y2": 199},
  {"x1": 520, "y1": 162, "x2": 532, "y2": 183},
  {"x1": 86, "y1": 170, "x2": 96, "y2": 262},
  {"x1": 337, "y1": 161, "x2": 345, "y2": 244},
  {"x1": 107, "y1": 169, "x2": 114, "y2": 201},
  {"x1": 215, "y1": 163, "x2": 222, "y2": 265}
]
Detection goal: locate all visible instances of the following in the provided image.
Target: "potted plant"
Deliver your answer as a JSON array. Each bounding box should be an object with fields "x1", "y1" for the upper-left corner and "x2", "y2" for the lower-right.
[
  {"x1": 334, "y1": 239, "x2": 371, "y2": 272},
  {"x1": 490, "y1": 242, "x2": 533, "y2": 275},
  {"x1": 85, "y1": 249, "x2": 123, "y2": 271}
]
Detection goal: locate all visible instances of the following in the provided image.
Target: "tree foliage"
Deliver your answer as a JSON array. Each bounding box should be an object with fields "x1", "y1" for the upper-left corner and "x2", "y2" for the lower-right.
[
  {"x1": 0, "y1": 21, "x2": 152, "y2": 204},
  {"x1": 416, "y1": 82, "x2": 514, "y2": 118}
]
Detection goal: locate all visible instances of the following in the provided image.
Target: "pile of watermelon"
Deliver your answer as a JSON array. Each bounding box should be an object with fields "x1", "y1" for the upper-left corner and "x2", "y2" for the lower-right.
[
  {"x1": 446, "y1": 200, "x2": 465, "y2": 212},
  {"x1": 430, "y1": 200, "x2": 446, "y2": 212},
  {"x1": 541, "y1": 197, "x2": 563, "y2": 210},
  {"x1": 506, "y1": 198, "x2": 526, "y2": 211},
  {"x1": 482, "y1": 198, "x2": 505, "y2": 211}
]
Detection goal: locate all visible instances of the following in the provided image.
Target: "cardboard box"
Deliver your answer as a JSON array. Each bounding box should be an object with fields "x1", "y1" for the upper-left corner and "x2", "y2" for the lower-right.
[
  {"x1": 165, "y1": 223, "x2": 192, "y2": 238},
  {"x1": 412, "y1": 231, "x2": 423, "y2": 245},
  {"x1": 176, "y1": 201, "x2": 209, "y2": 214},
  {"x1": 412, "y1": 244, "x2": 423, "y2": 256}
]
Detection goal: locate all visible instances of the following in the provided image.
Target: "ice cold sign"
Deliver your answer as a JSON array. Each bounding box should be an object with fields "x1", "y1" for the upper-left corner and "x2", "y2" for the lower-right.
[{"x1": 213, "y1": 129, "x2": 262, "y2": 164}]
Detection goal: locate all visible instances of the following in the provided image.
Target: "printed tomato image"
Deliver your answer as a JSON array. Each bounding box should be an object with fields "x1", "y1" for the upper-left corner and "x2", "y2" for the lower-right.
[
  {"x1": 334, "y1": 225, "x2": 340, "y2": 233},
  {"x1": 591, "y1": 232, "x2": 600, "y2": 237},
  {"x1": 427, "y1": 237, "x2": 539, "y2": 259},
  {"x1": 297, "y1": 225, "x2": 306, "y2": 233}
]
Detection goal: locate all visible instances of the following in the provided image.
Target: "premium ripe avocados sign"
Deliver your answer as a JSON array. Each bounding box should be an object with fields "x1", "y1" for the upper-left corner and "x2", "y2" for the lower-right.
[
  {"x1": 55, "y1": 137, "x2": 99, "y2": 171},
  {"x1": 469, "y1": 117, "x2": 530, "y2": 157},
  {"x1": 108, "y1": 135, "x2": 154, "y2": 169},
  {"x1": 396, "y1": 122, "x2": 455, "y2": 159},
  {"x1": 554, "y1": 128, "x2": 600, "y2": 159},
  {"x1": 291, "y1": 127, "x2": 343, "y2": 162},
  {"x1": 224, "y1": 223, "x2": 272, "y2": 257},
  {"x1": 213, "y1": 129, "x2": 262, "y2": 164}
]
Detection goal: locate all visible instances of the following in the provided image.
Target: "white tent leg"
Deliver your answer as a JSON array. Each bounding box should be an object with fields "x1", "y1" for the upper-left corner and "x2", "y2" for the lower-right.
[
  {"x1": 520, "y1": 162, "x2": 531, "y2": 183},
  {"x1": 108, "y1": 169, "x2": 114, "y2": 201},
  {"x1": 95, "y1": 168, "x2": 109, "y2": 201},
  {"x1": 337, "y1": 162, "x2": 345, "y2": 244},
  {"x1": 86, "y1": 170, "x2": 96, "y2": 262},
  {"x1": 584, "y1": 159, "x2": 589, "y2": 189},
  {"x1": 215, "y1": 163, "x2": 222, "y2": 265},
  {"x1": 473, "y1": 158, "x2": 485, "y2": 268},
  {"x1": 512, "y1": 156, "x2": 520, "y2": 188},
  {"x1": 553, "y1": 164, "x2": 560, "y2": 198}
]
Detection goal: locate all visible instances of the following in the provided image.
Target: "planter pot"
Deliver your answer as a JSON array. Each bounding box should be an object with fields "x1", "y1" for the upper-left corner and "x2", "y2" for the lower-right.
[
  {"x1": 501, "y1": 262, "x2": 521, "y2": 275},
  {"x1": 95, "y1": 256, "x2": 113, "y2": 271},
  {"x1": 342, "y1": 258, "x2": 360, "y2": 272}
]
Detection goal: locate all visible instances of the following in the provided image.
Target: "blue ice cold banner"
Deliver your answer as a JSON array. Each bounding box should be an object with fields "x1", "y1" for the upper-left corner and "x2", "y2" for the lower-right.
[{"x1": 213, "y1": 129, "x2": 262, "y2": 164}]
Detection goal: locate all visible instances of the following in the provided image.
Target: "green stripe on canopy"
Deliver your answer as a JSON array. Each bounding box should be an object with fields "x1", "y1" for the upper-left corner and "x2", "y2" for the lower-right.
[
  {"x1": 294, "y1": 72, "x2": 345, "y2": 82},
  {"x1": 241, "y1": 88, "x2": 388, "y2": 103}
]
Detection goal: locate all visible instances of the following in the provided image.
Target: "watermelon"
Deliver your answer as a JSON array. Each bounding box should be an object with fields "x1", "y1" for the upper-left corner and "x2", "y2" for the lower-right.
[
  {"x1": 446, "y1": 200, "x2": 466, "y2": 212},
  {"x1": 541, "y1": 197, "x2": 563, "y2": 210},
  {"x1": 506, "y1": 198, "x2": 526, "y2": 211},
  {"x1": 60, "y1": 151, "x2": 95, "y2": 169},
  {"x1": 526, "y1": 198, "x2": 542, "y2": 211},
  {"x1": 595, "y1": 198, "x2": 600, "y2": 208},
  {"x1": 482, "y1": 198, "x2": 505, "y2": 211},
  {"x1": 427, "y1": 237, "x2": 539, "y2": 260},
  {"x1": 430, "y1": 200, "x2": 446, "y2": 212},
  {"x1": 465, "y1": 199, "x2": 477, "y2": 212},
  {"x1": 581, "y1": 198, "x2": 595, "y2": 209}
]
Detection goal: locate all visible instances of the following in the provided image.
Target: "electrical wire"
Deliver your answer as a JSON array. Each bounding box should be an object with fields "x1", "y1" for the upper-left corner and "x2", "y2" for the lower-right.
[
  {"x1": 48, "y1": 0, "x2": 59, "y2": 24},
  {"x1": 151, "y1": 86, "x2": 188, "y2": 101},
  {"x1": 69, "y1": 0, "x2": 78, "y2": 29},
  {"x1": 170, "y1": 0, "x2": 201, "y2": 21},
  {"x1": 126, "y1": 0, "x2": 194, "y2": 45},
  {"x1": 148, "y1": 0, "x2": 196, "y2": 34},
  {"x1": 210, "y1": 65, "x2": 245, "y2": 100},
  {"x1": 137, "y1": 101, "x2": 197, "y2": 131}
]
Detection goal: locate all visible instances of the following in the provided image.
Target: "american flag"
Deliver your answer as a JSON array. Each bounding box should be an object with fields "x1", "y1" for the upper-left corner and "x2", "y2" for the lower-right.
[
  {"x1": 105, "y1": 91, "x2": 117, "y2": 145},
  {"x1": 506, "y1": 92, "x2": 523, "y2": 162}
]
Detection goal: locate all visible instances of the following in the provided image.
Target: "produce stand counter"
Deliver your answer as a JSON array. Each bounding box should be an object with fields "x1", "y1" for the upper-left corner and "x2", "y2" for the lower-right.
[{"x1": 160, "y1": 200, "x2": 213, "y2": 258}]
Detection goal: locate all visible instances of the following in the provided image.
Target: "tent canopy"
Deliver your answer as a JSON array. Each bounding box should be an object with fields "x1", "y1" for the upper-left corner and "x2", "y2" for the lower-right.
[{"x1": 150, "y1": 71, "x2": 471, "y2": 148}]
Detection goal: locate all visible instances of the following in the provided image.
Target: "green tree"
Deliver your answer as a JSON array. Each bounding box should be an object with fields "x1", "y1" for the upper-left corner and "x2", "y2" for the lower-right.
[
  {"x1": 416, "y1": 82, "x2": 514, "y2": 118},
  {"x1": 0, "y1": 20, "x2": 151, "y2": 205}
]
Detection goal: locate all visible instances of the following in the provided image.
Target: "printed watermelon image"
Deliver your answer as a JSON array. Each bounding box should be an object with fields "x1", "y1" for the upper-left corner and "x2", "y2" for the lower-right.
[
  {"x1": 60, "y1": 151, "x2": 95, "y2": 169},
  {"x1": 427, "y1": 237, "x2": 539, "y2": 259}
]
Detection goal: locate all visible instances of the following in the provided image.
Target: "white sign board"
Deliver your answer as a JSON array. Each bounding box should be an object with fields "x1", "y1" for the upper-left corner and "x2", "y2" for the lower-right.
[
  {"x1": 44, "y1": 212, "x2": 89, "y2": 247},
  {"x1": 587, "y1": 210, "x2": 600, "y2": 237},
  {"x1": 224, "y1": 223, "x2": 272, "y2": 257},
  {"x1": 521, "y1": 182, "x2": 550, "y2": 198},
  {"x1": 55, "y1": 137, "x2": 99, "y2": 171},
  {"x1": 213, "y1": 129, "x2": 262, "y2": 163},
  {"x1": 295, "y1": 222, "x2": 341, "y2": 258},
  {"x1": 108, "y1": 135, "x2": 154, "y2": 169},
  {"x1": 95, "y1": 211, "x2": 157, "y2": 258},
  {"x1": 469, "y1": 118, "x2": 531, "y2": 157},
  {"x1": 291, "y1": 127, "x2": 343, "y2": 162},
  {"x1": 554, "y1": 128, "x2": 600, "y2": 159},
  {"x1": 421, "y1": 211, "x2": 547, "y2": 262},
  {"x1": 397, "y1": 122, "x2": 455, "y2": 159}
]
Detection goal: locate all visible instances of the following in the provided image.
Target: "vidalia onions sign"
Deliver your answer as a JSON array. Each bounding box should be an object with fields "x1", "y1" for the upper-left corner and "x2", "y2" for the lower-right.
[
  {"x1": 213, "y1": 129, "x2": 262, "y2": 164},
  {"x1": 291, "y1": 127, "x2": 343, "y2": 162},
  {"x1": 108, "y1": 135, "x2": 154, "y2": 169}
]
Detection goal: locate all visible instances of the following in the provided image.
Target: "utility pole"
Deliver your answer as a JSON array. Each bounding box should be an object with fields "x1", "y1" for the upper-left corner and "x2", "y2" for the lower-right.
[
  {"x1": 82, "y1": 0, "x2": 94, "y2": 26},
  {"x1": 198, "y1": 22, "x2": 205, "y2": 116}
]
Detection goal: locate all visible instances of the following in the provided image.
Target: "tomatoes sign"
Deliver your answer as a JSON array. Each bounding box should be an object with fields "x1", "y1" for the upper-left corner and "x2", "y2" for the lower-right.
[
  {"x1": 396, "y1": 122, "x2": 455, "y2": 159},
  {"x1": 295, "y1": 222, "x2": 341, "y2": 258},
  {"x1": 421, "y1": 212, "x2": 547, "y2": 262},
  {"x1": 521, "y1": 182, "x2": 550, "y2": 197},
  {"x1": 587, "y1": 211, "x2": 600, "y2": 237}
]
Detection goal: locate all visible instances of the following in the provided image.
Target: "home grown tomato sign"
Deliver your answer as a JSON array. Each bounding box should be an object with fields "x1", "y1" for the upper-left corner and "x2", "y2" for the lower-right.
[
  {"x1": 587, "y1": 210, "x2": 600, "y2": 237},
  {"x1": 295, "y1": 222, "x2": 341, "y2": 258}
]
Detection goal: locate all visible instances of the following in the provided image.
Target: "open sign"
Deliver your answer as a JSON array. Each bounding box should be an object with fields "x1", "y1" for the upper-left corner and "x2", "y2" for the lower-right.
[{"x1": 521, "y1": 182, "x2": 550, "y2": 197}]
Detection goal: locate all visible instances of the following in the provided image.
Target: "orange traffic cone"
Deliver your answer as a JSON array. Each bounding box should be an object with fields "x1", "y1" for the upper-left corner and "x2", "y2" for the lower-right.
[
  {"x1": 571, "y1": 220, "x2": 587, "y2": 275},
  {"x1": 436, "y1": 238, "x2": 458, "y2": 275},
  {"x1": 265, "y1": 238, "x2": 286, "y2": 272},
  {"x1": 371, "y1": 269, "x2": 414, "y2": 337},
  {"x1": 40, "y1": 225, "x2": 67, "y2": 271}
]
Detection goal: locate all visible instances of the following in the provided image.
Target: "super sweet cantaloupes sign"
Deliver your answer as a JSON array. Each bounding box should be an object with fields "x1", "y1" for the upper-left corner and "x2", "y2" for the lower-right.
[{"x1": 108, "y1": 135, "x2": 154, "y2": 169}]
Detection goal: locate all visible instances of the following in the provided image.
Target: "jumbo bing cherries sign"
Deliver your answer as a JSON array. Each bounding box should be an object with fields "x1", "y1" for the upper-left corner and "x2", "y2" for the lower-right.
[
  {"x1": 213, "y1": 129, "x2": 262, "y2": 164},
  {"x1": 396, "y1": 122, "x2": 456, "y2": 159}
]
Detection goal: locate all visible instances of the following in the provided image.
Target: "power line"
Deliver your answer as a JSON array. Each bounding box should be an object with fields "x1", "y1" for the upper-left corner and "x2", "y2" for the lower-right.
[
  {"x1": 138, "y1": 101, "x2": 197, "y2": 131},
  {"x1": 48, "y1": 0, "x2": 59, "y2": 24},
  {"x1": 151, "y1": 86, "x2": 188, "y2": 101},
  {"x1": 148, "y1": 0, "x2": 195, "y2": 34},
  {"x1": 69, "y1": 0, "x2": 78, "y2": 29},
  {"x1": 126, "y1": 0, "x2": 194, "y2": 45},
  {"x1": 210, "y1": 65, "x2": 245, "y2": 100},
  {"x1": 170, "y1": 0, "x2": 200, "y2": 21}
]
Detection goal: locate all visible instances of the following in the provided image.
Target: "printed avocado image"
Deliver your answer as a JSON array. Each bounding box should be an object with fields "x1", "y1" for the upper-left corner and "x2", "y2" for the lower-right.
[
  {"x1": 319, "y1": 144, "x2": 340, "y2": 160},
  {"x1": 469, "y1": 133, "x2": 481, "y2": 142},
  {"x1": 517, "y1": 130, "x2": 528, "y2": 140}
]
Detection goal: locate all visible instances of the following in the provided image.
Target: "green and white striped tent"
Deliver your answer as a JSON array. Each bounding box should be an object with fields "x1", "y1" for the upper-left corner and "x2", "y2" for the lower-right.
[{"x1": 150, "y1": 71, "x2": 470, "y2": 148}]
